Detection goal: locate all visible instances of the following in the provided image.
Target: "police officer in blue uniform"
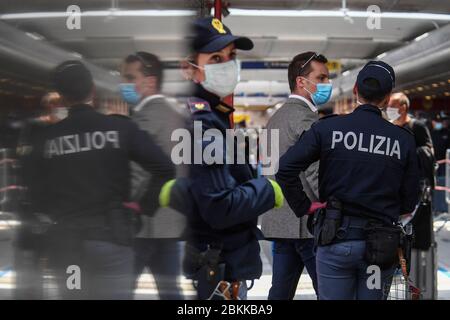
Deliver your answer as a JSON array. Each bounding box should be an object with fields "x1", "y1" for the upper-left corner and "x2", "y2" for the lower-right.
[
  {"x1": 161, "y1": 17, "x2": 284, "y2": 299},
  {"x1": 276, "y1": 61, "x2": 420, "y2": 300},
  {"x1": 28, "y1": 61, "x2": 175, "y2": 299}
]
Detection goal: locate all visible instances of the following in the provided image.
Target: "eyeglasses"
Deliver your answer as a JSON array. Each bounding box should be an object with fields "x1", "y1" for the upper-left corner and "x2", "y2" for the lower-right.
[{"x1": 298, "y1": 52, "x2": 326, "y2": 74}]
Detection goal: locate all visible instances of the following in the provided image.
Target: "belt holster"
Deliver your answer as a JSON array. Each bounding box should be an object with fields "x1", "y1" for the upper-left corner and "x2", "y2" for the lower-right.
[
  {"x1": 197, "y1": 262, "x2": 226, "y2": 300},
  {"x1": 187, "y1": 245, "x2": 226, "y2": 300},
  {"x1": 312, "y1": 197, "x2": 343, "y2": 247},
  {"x1": 364, "y1": 221, "x2": 402, "y2": 270},
  {"x1": 320, "y1": 208, "x2": 342, "y2": 245}
]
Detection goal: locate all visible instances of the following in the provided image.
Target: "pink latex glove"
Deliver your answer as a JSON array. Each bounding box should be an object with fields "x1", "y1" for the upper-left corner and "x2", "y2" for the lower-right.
[
  {"x1": 308, "y1": 202, "x2": 327, "y2": 215},
  {"x1": 123, "y1": 202, "x2": 141, "y2": 213}
]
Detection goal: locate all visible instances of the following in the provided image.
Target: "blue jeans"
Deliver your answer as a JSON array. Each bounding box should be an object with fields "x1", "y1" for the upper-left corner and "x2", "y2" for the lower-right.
[
  {"x1": 268, "y1": 239, "x2": 318, "y2": 300},
  {"x1": 316, "y1": 240, "x2": 396, "y2": 300},
  {"x1": 48, "y1": 239, "x2": 135, "y2": 299}
]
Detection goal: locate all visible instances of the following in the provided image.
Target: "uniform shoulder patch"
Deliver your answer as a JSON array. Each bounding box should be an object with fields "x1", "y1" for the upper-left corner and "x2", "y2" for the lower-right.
[
  {"x1": 319, "y1": 113, "x2": 339, "y2": 121},
  {"x1": 187, "y1": 98, "x2": 211, "y2": 114}
]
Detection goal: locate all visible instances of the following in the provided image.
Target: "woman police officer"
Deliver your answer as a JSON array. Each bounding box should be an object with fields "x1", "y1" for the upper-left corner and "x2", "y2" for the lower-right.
[{"x1": 160, "y1": 17, "x2": 283, "y2": 299}]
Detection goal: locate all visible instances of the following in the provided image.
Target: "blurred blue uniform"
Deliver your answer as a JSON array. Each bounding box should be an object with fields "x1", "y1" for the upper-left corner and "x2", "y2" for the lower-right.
[
  {"x1": 179, "y1": 85, "x2": 276, "y2": 298},
  {"x1": 29, "y1": 104, "x2": 174, "y2": 299},
  {"x1": 276, "y1": 103, "x2": 420, "y2": 299},
  {"x1": 277, "y1": 105, "x2": 419, "y2": 223}
]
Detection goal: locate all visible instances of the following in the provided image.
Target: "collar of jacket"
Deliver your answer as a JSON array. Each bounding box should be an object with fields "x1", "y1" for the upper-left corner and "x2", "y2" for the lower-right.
[
  {"x1": 133, "y1": 94, "x2": 165, "y2": 113},
  {"x1": 194, "y1": 83, "x2": 235, "y2": 115},
  {"x1": 354, "y1": 104, "x2": 383, "y2": 116},
  {"x1": 68, "y1": 103, "x2": 94, "y2": 116},
  {"x1": 288, "y1": 94, "x2": 317, "y2": 113}
]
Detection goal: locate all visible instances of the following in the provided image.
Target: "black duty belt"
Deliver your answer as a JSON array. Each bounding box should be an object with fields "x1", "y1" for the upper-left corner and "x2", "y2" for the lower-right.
[{"x1": 334, "y1": 215, "x2": 368, "y2": 242}]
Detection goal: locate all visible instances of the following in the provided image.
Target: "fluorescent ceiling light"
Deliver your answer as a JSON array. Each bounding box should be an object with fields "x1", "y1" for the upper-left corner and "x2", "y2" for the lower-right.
[
  {"x1": 228, "y1": 9, "x2": 450, "y2": 21},
  {"x1": 414, "y1": 32, "x2": 429, "y2": 41},
  {"x1": 277, "y1": 36, "x2": 327, "y2": 41},
  {"x1": 25, "y1": 32, "x2": 44, "y2": 40},
  {"x1": 72, "y1": 52, "x2": 83, "y2": 58},
  {"x1": 377, "y1": 52, "x2": 387, "y2": 59},
  {"x1": 0, "y1": 10, "x2": 195, "y2": 20},
  {"x1": 1, "y1": 9, "x2": 450, "y2": 21}
]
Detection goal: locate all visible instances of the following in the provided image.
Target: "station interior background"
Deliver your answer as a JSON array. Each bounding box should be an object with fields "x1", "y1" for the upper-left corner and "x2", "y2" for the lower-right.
[{"x1": 0, "y1": 0, "x2": 449, "y2": 299}]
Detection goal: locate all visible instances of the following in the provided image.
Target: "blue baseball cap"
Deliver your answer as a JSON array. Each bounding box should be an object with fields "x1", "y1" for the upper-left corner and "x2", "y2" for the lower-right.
[
  {"x1": 356, "y1": 60, "x2": 396, "y2": 97},
  {"x1": 53, "y1": 60, "x2": 93, "y2": 101},
  {"x1": 190, "y1": 17, "x2": 254, "y2": 53}
]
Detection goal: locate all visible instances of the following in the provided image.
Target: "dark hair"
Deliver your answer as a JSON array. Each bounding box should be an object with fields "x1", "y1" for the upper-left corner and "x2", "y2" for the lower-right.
[
  {"x1": 288, "y1": 52, "x2": 328, "y2": 92},
  {"x1": 53, "y1": 60, "x2": 93, "y2": 102},
  {"x1": 125, "y1": 52, "x2": 163, "y2": 91},
  {"x1": 358, "y1": 78, "x2": 388, "y2": 103}
]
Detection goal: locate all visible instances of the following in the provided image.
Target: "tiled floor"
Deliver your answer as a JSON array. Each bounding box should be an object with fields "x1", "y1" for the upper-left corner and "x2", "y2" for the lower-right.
[{"x1": 1, "y1": 218, "x2": 449, "y2": 300}]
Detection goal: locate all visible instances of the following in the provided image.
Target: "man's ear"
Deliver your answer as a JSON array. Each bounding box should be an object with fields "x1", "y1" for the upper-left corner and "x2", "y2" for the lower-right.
[
  {"x1": 143, "y1": 76, "x2": 157, "y2": 91},
  {"x1": 352, "y1": 84, "x2": 358, "y2": 96},
  {"x1": 296, "y1": 76, "x2": 305, "y2": 90}
]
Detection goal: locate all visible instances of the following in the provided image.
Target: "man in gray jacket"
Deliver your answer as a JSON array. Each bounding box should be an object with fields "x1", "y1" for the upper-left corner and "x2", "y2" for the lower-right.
[
  {"x1": 120, "y1": 52, "x2": 189, "y2": 299},
  {"x1": 261, "y1": 52, "x2": 332, "y2": 299}
]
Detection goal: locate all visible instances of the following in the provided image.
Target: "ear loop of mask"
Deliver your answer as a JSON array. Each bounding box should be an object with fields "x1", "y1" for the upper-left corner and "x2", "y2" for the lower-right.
[
  {"x1": 299, "y1": 77, "x2": 315, "y2": 98},
  {"x1": 355, "y1": 93, "x2": 388, "y2": 111},
  {"x1": 356, "y1": 96, "x2": 364, "y2": 105},
  {"x1": 186, "y1": 59, "x2": 205, "y2": 82},
  {"x1": 185, "y1": 60, "x2": 203, "y2": 82},
  {"x1": 354, "y1": 85, "x2": 364, "y2": 106},
  {"x1": 300, "y1": 76, "x2": 332, "y2": 101},
  {"x1": 187, "y1": 61, "x2": 204, "y2": 70},
  {"x1": 298, "y1": 77, "x2": 320, "y2": 105}
]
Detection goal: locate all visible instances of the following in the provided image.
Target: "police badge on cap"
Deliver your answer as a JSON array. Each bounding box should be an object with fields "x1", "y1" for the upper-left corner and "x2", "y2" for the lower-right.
[{"x1": 190, "y1": 17, "x2": 254, "y2": 53}]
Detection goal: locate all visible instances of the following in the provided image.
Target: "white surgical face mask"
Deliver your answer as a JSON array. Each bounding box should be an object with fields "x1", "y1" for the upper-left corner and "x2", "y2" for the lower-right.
[
  {"x1": 386, "y1": 107, "x2": 401, "y2": 122},
  {"x1": 53, "y1": 107, "x2": 68, "y2": 120},
  {"x1": 190, "y1": 59, "x2": 241, "y2": 98}
]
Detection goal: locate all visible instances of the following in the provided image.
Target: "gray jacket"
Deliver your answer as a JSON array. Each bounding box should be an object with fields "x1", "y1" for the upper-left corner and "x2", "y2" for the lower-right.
[
  {"x1": 130, "y1": 95, "x2": 189, "y2": 239},
  {"x1": 261, "y1": 97, "x2": 320, "y2": 239}
]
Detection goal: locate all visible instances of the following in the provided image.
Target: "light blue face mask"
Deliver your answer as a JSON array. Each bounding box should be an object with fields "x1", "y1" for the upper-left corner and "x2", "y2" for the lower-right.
[
  {"x1": 435, "y1": 122, "x2": 443, "y2": 130},
  {"x1": 302, "y1": 77, "x2": 333, "y2": 106},
  {"x1": 118, "y1": 83, "x2": 142, "y2": 105}
]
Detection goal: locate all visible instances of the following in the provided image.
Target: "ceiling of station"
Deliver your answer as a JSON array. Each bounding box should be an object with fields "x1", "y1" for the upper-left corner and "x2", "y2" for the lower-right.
[
  {"x1": 1, "y1": 5, "x2": 448, "y2": 73},
  {"x1": 0, "y1": 1, "x2": 449, "y2": 13},
  {"x1": 0, "y1": 0, "x2": 449, "y2": 103}
]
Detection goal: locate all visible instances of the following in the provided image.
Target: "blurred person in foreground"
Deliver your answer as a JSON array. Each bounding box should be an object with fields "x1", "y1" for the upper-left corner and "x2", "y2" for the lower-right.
[
  {"x1": 120, "y1": 51, "x2": 189, "y2": 299},
  {"x1": 161, "y1": 17, "x2": 284, "y2": 300},
  {"x1": 27, "y1": 60, "x2": 174, "y2": 299},
  {"x1": 14, "y1": 91, "x2": 66, "y2": 299}
]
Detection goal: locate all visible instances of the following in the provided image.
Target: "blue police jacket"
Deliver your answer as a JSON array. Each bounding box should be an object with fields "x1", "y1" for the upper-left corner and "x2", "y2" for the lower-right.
[
  {"x1": 276, "y1": 104, "x2": 420, "y2": 224},
  {"x1": 28, "y1": 104, "x2": 175, "y2": 227},
  {"x1": 180, "y1": 84, "x2": 276, "y2": 280}
]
